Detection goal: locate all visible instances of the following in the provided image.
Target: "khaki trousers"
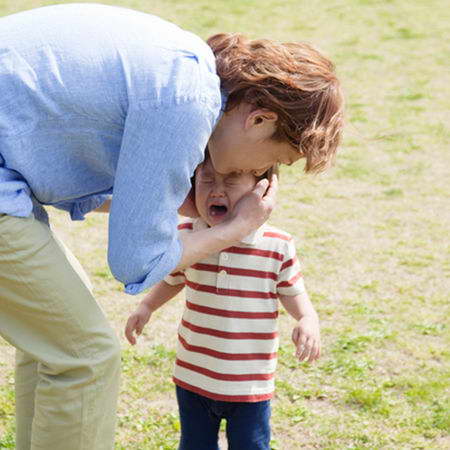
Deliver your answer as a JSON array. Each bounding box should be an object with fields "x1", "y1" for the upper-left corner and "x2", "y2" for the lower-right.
[{"x1": 0, "y1": 214, "x2": 121, "y2": 450}]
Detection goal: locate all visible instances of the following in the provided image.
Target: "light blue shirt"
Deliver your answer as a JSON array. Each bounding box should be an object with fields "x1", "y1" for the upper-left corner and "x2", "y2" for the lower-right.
[{"x1": 0, "y1": 4, "x2": 223, "y2": 294}]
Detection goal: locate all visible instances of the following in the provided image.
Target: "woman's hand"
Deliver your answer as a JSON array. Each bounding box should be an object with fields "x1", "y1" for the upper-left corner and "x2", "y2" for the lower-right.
[{"x1": 230, "y1": 174, "x2": 278, "y2": 234}]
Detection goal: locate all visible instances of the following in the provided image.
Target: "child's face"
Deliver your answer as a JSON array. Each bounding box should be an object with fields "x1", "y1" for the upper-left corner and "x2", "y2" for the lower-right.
[{"x1": 195, "y1": 158, "x2": 258, "y2": 227}]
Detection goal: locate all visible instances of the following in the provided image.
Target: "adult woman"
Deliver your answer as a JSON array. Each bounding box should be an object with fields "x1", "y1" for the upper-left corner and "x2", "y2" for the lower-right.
[{"x1": 0, "y1": 4, "x2": 343, "y2": 449}]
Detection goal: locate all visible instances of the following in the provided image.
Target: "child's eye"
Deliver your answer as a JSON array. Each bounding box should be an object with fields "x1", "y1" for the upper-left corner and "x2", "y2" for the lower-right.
[{"x1": 200, "y1": 178, "x2": 213, "y2": 184}]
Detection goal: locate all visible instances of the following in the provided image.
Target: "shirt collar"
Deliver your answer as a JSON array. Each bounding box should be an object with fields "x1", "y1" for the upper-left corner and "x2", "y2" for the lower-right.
[{"x1": 192, "y1": 218, "x2": 265, "y2": 246}]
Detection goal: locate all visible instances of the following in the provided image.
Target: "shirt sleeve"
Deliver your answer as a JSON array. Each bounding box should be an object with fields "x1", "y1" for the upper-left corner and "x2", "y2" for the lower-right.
[
  {"x1": 108, "y1": 98, "x2": 219, "y2": 295},
  {"x1": 164, "y1": 270, "x2": 186, "y2": 286},
  {"x1": 52, "y1": 194, "x2": 111, "y2": 220},
  {"x1": 277, "y1": 238, "x2": 307, "y2": 296}
]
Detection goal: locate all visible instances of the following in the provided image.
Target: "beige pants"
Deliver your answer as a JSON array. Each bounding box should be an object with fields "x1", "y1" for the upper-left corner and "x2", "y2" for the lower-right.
[{"x1": 0, "y1": 214, "x2": 121, "y2": 450}]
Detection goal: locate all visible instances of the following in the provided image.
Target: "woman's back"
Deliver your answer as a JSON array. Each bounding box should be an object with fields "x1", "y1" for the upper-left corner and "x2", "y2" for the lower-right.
[{"x1": 0, "y1": 3, "x2": 219, "y2": 213}]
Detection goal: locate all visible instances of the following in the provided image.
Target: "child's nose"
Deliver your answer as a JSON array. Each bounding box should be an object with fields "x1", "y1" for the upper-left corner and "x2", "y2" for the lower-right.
[
  {"x1": 210, "y1": 190, "x2": 225, "y2": 198},
  {"x1": 210, "y1": 183, "x2": 226, "y2": 197}
]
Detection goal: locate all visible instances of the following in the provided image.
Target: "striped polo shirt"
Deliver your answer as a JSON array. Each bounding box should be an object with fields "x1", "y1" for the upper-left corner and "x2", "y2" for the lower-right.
[{"x1": 165, "y1": 218, "x2": 306, "y2": 402}]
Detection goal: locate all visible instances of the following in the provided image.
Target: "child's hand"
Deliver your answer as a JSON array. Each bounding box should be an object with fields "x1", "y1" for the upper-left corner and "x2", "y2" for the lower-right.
[
  {"x1": 292, "y1": 315, "x2": 321, "y2": 363},
  {"x1": 125, "y1": 304, "x2": 153, "y2": 345}
]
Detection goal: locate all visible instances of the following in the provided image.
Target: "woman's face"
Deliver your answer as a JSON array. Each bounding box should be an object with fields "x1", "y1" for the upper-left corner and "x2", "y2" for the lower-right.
[
  {"x1": 208, "y1": 135, "x2": 300, "y2": 176},
  {"x1": 207, "y1": 103, "x2": 301, "y2": 175}
]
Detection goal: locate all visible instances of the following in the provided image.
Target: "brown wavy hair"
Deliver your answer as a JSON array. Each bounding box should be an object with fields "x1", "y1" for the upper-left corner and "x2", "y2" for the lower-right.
[{"x1": 207, "y1": 33, "x2": 344, "y2": 173}]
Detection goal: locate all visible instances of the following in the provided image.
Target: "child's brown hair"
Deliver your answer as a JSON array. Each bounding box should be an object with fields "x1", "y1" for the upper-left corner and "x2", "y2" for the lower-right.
[{"x1": 207, "y1": 33, "x2": 344, "y2": 174}]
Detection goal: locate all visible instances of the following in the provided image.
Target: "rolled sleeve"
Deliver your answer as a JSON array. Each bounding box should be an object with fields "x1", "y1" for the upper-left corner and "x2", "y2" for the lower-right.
[
  {"x1": 125, "y1": 237, "x2": 183, "y2": 294},
  {"x1": 53, "y1": 194, "x2": 111, "y2": 221},
  {"x1": 108, "y1": 98, "x2": 219, "y2": 294}
]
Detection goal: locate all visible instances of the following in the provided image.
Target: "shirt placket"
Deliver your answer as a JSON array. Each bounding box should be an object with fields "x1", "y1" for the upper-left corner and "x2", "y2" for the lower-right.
[{"x1": 216, "y1": 251, "x2": 230, "y2": 294}]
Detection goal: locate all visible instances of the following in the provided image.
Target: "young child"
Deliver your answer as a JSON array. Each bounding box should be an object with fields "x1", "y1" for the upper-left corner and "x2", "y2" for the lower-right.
[{"x1": 125, "y1": 156, "x2": 321, "y2": 450}]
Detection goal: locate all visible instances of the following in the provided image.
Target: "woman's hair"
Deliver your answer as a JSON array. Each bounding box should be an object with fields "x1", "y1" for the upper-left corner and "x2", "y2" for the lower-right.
[{"x1": 207, "y1": 33, "x2": 344, "y2": 173}]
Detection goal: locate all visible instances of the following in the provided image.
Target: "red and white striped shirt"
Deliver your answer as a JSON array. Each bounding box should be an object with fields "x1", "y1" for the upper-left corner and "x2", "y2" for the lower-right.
[{"x1": 165, "y1": 218, "x2": 306, "y2": 402}]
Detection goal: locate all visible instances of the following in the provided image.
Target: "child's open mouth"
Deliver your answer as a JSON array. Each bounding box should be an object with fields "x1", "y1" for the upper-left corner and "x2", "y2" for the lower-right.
[{"x1": 209, "y1": 204, "x2": 228, "y2": 217}]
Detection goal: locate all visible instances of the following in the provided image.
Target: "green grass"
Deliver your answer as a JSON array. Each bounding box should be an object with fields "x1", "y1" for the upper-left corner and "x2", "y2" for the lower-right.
[{"x1": 1, "y1": 0, "x2": 450, "y2": 448}]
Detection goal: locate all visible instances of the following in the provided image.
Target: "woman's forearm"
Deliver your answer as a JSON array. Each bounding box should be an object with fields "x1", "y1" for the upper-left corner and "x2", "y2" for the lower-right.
[{"x1": 175, "y1": 219, "x2": 248, "y2": 271}]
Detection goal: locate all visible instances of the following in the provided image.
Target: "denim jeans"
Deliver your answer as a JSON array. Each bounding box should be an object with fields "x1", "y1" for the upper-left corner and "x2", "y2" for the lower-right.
[{"x1": 176, "y1": 385, "x2": 271, "y2": 450}]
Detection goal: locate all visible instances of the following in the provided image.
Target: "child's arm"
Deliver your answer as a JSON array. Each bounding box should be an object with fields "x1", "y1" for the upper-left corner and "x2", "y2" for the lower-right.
[
  {"x1": 125, "y1": 280, "x2": 184, "y2": 345},
  {"x1": 279, "y1": 292, "x2": 321, "y2": 363}
]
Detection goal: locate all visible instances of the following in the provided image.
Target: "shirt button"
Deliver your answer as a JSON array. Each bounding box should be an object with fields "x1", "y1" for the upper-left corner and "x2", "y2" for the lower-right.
[
  {"x1": 222, "y1": 254, "x2": 229, "y2": 261},
  {"x1": 219, "y1": 270, "x2": 227, "y2": 276}
]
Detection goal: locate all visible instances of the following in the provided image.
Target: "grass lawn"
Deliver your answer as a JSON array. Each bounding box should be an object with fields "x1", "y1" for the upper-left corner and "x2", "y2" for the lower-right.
[{"x1": 1, "y1": 0, "x2": 449, "y2": 448}]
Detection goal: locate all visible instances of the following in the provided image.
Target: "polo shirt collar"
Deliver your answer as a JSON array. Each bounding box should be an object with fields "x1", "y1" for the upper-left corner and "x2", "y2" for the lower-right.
[{"x1": 192, "y1": 218, "x2": 264, "y2": 246}]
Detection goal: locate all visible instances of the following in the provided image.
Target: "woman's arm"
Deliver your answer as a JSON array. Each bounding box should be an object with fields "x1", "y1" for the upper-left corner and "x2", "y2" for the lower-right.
[
  {"x1": 107, "y1": 98, "x2": 217, "y2": 295},
  {"x1": 92, "y1": 175, "x2": 276, "y2": 272}
]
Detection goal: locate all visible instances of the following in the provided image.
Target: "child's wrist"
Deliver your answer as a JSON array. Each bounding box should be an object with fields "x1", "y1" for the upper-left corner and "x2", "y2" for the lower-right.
[{"x1": 299, "y1": 313, "x2": 319, "y2": 323}]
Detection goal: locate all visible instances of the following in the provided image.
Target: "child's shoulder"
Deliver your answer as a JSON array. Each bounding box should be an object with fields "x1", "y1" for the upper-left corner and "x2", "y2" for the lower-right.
[
  {"x1": 260, "y1": 224, "x2": 299, "y2": 259},
  {"x1": 261, "y1": 223, "x2": 294, "y2": 243}
]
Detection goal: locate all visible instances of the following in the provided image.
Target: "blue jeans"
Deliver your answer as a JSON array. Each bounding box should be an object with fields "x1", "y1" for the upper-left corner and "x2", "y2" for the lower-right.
[{"x1": 176, "y1": 385, "x2": 271, "y2": 450}]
